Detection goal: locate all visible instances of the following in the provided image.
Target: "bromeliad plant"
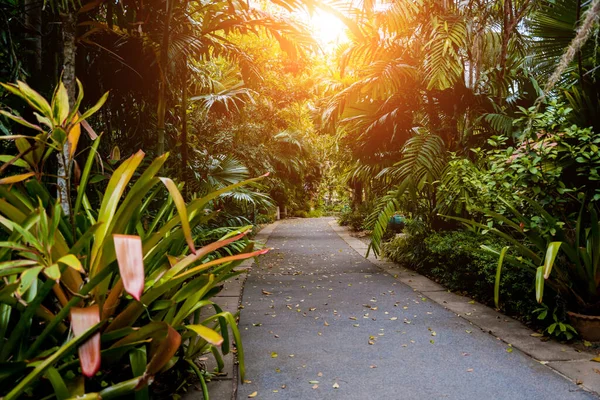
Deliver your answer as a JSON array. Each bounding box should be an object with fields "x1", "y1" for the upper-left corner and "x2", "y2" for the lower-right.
[{"x1": 0, "y1": 81, "x2": 268, "y2": 398}]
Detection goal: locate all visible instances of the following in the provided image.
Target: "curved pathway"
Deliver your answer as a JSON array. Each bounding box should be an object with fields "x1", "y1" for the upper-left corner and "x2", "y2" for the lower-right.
[{"x1": 237, "y1": 218, "x2": 596, "y2": 399}]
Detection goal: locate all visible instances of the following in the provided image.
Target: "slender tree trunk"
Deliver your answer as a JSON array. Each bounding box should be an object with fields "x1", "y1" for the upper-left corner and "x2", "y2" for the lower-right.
[
  {"x1": 352, "y1": 180, "x2": 363, "y2": 209},
  {"x1": 57, "y1": 11, "x2": 77, "y2": 216},
  {"x1": 24, "y1": 0, "x2": 42, "y2": 82},
  {"x1": 180, "y1": 59, "x2": 189, "y2": 193},
  {"x1": 156, "y1": 0, "x2": 174, "y2": 155}
]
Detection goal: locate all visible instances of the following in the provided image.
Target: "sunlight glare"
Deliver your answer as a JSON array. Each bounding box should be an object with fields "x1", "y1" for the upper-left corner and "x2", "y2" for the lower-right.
[{"x1": 309, "y1": 10, "x2": 348, "y2": 50}]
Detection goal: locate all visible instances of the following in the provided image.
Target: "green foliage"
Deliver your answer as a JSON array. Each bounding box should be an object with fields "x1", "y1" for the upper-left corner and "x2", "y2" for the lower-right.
[
  {"x1": 0, "y1": 82, "x2": 268, "y2": 398},
  {"x1": 338, "y1": 203, "x2": 373, "y2": 231},
  {"x1": 367, "y1": 133, "x2": 446, "y2": 255},
  {"x1": 384, "y1": 228, "x2": 540, "y2": 321},
  {"x1": 533, "y1": 304, "x2": 578, "y2": 341}
]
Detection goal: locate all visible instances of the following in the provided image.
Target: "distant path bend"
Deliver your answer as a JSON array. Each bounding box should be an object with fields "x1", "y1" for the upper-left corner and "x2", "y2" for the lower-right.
[{"x1": 237, "y1": 218, "x2": 595, "y2": 400}]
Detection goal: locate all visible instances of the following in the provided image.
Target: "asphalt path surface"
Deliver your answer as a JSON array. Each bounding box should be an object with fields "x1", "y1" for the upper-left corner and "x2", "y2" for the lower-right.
[{"x1": 237, "y1": 218, "x2": 595, "y2": 399}]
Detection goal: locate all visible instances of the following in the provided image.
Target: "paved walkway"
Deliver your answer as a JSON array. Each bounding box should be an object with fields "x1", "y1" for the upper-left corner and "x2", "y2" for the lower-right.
[{"x1": 237, "y1": 218, "x2": 596, "y2": 399}]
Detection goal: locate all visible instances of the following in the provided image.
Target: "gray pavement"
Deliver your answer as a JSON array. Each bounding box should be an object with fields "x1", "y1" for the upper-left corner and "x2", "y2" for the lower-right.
[{"x1": 237, "y1": 218, "x2": 597, "y2": 400}]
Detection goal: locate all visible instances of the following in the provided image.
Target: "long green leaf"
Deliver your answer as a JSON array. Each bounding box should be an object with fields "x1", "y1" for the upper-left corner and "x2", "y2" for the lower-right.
[
  {"x1": 543, "y1": 242, "x2": 562, "y2": 279},
  {"x1": 4, "y1": 322, "x2": 104, "y2": 400},
  {"x1": 535, "y1": 266, "x2": 545, "y2": 303}
]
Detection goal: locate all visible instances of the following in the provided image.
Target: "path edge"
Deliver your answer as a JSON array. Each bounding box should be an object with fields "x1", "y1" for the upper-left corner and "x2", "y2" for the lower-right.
[
  {"x1": 328, "y1": 219, "x2": 600, "y2": 397},
  {"x1": 229, "y1": 221, "x2": 281, "y2": 400}
]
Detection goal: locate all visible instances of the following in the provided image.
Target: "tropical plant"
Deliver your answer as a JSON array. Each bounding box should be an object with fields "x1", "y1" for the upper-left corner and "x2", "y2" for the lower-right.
[
  {"x1": 0, "y1": 81, "x2": 268, "y2": 398},
  {"x1": 366, "y1": 132, "x2": 446, "y2": 256},
  {"x1": 447, "y1": 196, "x2": 600, "y2": 316}
]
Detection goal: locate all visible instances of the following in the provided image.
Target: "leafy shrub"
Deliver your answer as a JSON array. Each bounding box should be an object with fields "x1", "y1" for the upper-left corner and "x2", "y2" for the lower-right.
[
  {"x1": 424, "y1": 231, "x2": 538, "y2": 318},
  {"x1": 382, "y1": 219, "x2": 429, "y2": 269},
  {"x1": 293, "y1": 210, "x2": 309, "y2": 218},
  {"x1": 383, "y1": 227, "x2": 540, "y2": 322},
  {"x1": 307, "y1": 209, "x2": 323, "y2": 218}
]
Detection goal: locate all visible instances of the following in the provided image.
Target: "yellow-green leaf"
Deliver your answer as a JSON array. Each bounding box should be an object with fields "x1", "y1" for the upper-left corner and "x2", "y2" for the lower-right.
[
  {"x1": 0, "y1": 172, "x2": 35, "y2": 185},
  {"x1": 160, "y1": 177, "x2": 196, "y2": 254},
  {"x1": 535, "y1": 266, "x2": 544, "y2": 303},
  {"x1": 0, "y1": 110, "x2": 44, "y2": 132},
  {"x1": 186, "y1": 324, "x2": 224, "y2": 346},
  {"x1": 58, "y1": 254, "x2": 84, "y2": 273},
  {"x1": 18, "y1": 265, "x2": 43, "y2": 295},
  {"x1": 52, "y1": 82, "x2": 70, "y2": 125},
  {"x1": 17, "y1": 80, "x2": 52, "y2": 117},
  {"x1": 44, "y1": 264, "x2": 61, "y2": 281},
  {"x1": 543, "y1": 242, "x2": 562, "y2": 279}
]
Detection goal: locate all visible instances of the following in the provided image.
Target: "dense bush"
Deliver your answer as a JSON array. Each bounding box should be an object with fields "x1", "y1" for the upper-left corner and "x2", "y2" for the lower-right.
[
  {"x1": 383, "y1": 227, "x2": 540, "y2": 322},
  {"x1": 338, "y1": 208, "x2": 366, "y2": 230}
]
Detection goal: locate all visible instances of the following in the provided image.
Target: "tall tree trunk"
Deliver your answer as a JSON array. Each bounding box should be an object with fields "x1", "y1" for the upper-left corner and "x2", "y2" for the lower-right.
[
  {"x1": 156, "y1": 0, "x2": 174, "y2": 155},
  {"x1": 57, "y1": 11, "x2": 77, "y2": 216},
  {"x1": 24, "y1": 0, "x2": 42, "y2": 82},
  {"x1": 180, "y1": 59, "x2": 189, "y2": 192},
  {"x1": 352, "y1": 179, "x2": 363, "y2": 210}
]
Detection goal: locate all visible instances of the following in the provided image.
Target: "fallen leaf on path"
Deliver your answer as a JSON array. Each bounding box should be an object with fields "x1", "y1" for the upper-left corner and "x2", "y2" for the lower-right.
[
  {"x1": 309, "y1": 380, "x2": 319, "y2": 384},
  {"x1": 312, "y1": 384, "x2": 319, "y2": 389},
  {"x1": 248, "y1": 392, "x2": 258, "y2": 398},
  {"x1": 317, "y1": 372, "x2": 323, "y2": 377},
  {"x1": 530, "y1": 333, "x2": 544, "y2": 337},
  {"x1": 333, "y1": 383, "x2": 340, "y2": 389},
  {"x1": 271, "y1": 352, "x2": 278, "y2": 358},
  {"x1": 467, "y1": 368, "x2": 473, "y2": 372},
  {"x1": 262, "y1": 290, "x2": 272, "y2": 296},
  {"x1": 584, "y1": 341, "x2": 593, "y2": 347},
  {"x1": 592, "y1": 356, "x2": 600, "y2": 363}
]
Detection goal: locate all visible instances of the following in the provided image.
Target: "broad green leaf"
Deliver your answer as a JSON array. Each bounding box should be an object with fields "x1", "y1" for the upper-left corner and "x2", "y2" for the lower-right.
[
  {"x1": 71, "y1": 305, "x2": 101, "y2": 377},
  {"x1": 0, "y1": 111, "x2": 44, "y2": 132},
  {"x1": 129, "y1": 347, "x2": 149, "y2": 400},
  {"x1": 543, "y1": 242, "x2": 562, "y2": 279},
  {"x1": 0, "y1": 259, "x2": 38, "y2": 271},
  {"x1": 0, "y1": 155, "x2": 28, "y2": 168},
  {"x1": 44, "y1": 264, "x2": 61, "y2": 281},
  {"x1": 90, "y1": 150, "x2": 145, "y2": 276},
  {"x1": 16, "y1": 81, "x2": 53, "y2": 117},
  {"x1": 79, "y1": 91, "x2": 109, "y2": 121},
  {"x1": 44, "y1": 367, "x2": 69, "y2": 400},
  {"x1": 17, "y1": 265, "x2": 43, "y2": 295},
  {"x1": 187, "y1": 324, "x2": 224, "y2": 346},
  {"x1": 535, "y1": 266, "x2": 544, "y2": 303},
  {"x1": 52, "y1": 82, "x2": 70, "y2": 124},
  {"x1": 4, "y1": 320, "x2": 103, "y2": 400},
  {"x1": 57, "y1": 254, "x2": 84, "y2": 273}
]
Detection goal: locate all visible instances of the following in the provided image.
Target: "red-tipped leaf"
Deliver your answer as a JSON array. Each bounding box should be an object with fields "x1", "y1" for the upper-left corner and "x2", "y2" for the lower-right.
[
  {"x1": 71, "y1": 305, "x2": 101, "y2": 377},
  {"x1": 113, "y1": 234, "x2": 144, "y2": 301}
]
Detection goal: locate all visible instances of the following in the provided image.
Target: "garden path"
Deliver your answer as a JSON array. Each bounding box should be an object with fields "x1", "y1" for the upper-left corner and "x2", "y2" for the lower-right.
[{"x1": 237, "y1": 218, "x2": 596, "y2": 399}]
